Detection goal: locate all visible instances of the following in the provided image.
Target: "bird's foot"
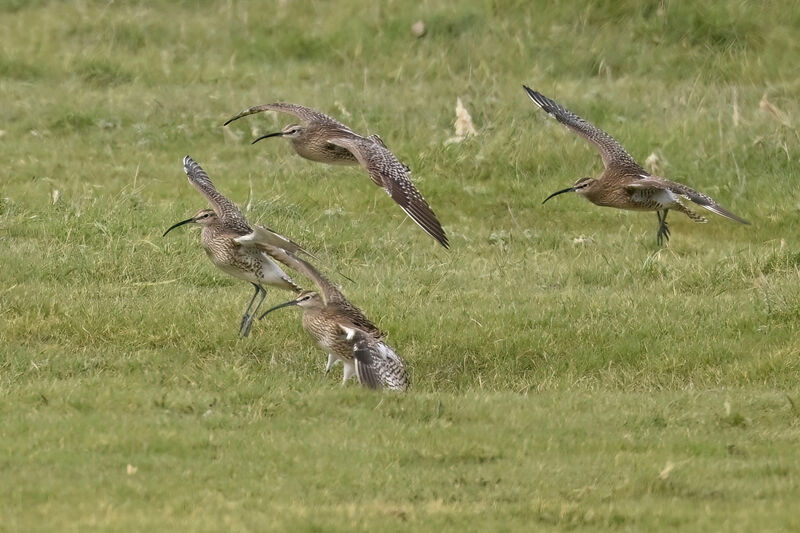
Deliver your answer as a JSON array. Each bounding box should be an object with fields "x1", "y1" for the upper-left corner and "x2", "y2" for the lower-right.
[
  {"x1": 324, "y1": 353, "x2": 339, "y2": 375},
  {"x1": 239, "y1": 315, "x2": 254, "y2": 338},
  {"x1": 656, "y1": 222, "x2": 670, "y2": 246}
]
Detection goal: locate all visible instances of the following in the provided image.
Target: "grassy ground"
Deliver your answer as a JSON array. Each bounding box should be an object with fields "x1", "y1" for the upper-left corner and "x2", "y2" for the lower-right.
[{"x1": 2, "y1": 0, "x2": 800, "y2": 530}]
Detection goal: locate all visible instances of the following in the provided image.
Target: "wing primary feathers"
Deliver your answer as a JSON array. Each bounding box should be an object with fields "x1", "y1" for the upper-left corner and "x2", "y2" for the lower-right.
[
  {"x1": 665, "y1": 182, "x2": 751, "y2": 225},
  {"x1": 697, "y1": 203, "x2": 750, "y2": 225},
  {"x1": 350, "y1": 331, "x2": 409, "y2": 391},
  {"x1": 522, "y1": 85, "x2": 643, "y2": 172},
  {"x1": 327, "y1": 136, "x2": 449, "y2": 248},
  {"x1": 629, "y1": 177, "x2": 751, "y2": 225},
  {"x1": 182, "y1": 156, "x2": 251, "y2": 232},
  {"x1": 351, "y1": 331, "x2": 383, "y2": 390}
]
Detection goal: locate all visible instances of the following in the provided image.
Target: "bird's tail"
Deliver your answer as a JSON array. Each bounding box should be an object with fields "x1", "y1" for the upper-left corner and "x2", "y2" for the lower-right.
[{"x1": 352, "y1": 334, "x2": 410, "y2": 392}]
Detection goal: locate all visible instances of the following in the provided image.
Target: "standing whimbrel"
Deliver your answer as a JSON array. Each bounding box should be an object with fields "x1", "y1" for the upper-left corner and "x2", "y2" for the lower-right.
[
  {"x1": 163, "y1": 156, "x2": 315, "y2": 337},
  {"x1": 224, "y1": 102, "x2": 449, "y2": 248},
  {"x1": 524, "y1": 86, "x2": 749, "y2": 244},
  {"x1": 258, "y1": 245, "x2": 409, "y2": 391}
]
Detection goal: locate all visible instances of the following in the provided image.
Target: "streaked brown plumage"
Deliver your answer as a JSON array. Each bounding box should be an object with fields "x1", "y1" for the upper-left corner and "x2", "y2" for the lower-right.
[
  {"x1": 524, "y1": 86, "x2": 749, "y2": 244},
  {"x1": 163, "y1": 156, "x2": 312, "y2": 337},
  {"x1": 224, "y1": 102, "x2": 449, "y2": 248},
  {"x1": 259, "y1": 245, "x2": 409, "y2": 391}
]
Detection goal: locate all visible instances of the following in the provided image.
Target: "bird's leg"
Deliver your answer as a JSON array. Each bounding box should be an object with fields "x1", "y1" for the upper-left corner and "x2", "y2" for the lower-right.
[
  {"x1": 324, "y1": 353, "x2": 339, "y2": 375},
  {"x1": 241, "y1": 285, "x2": 268, "y2": 337},
  {"x1": 240, "y1": 284, "x2": 267, "y2": 338},
  {"x1": 239, "y1": 283, "x2": 261, "y2": 334},
  {"x1": 656, "y1": 209, "x2": 670, "y2": 246},
  {"x1": 341, "y1": 360, "x2": 356, "y2": 384},
  {"x1": 249, "y1": 285, "x2": 268, "y2": 322}
]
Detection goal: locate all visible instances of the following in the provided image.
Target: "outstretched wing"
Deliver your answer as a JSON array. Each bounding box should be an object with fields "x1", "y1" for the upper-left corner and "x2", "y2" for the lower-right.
[
  {"x1": 255, "y1": 244, "x2": 346, "y2": 306},
  {"x1": 346, "y1": 328, "x2": 409, "y2": 391},
  {"x1": 236, "y1": 226, "x2": 355, "y2": 286},
  {"x1": 234, "y1": 224, "x2": 316, "y2": 258},
  {"x1": 327, "y1": 136, "x2": 449, "y2": 248},
  {"x1": 627, "y1": 176, "x2": 750, "y2": 224},
  {"x1": 262, "y1": 247, "x2": 379, "y2": 335},
  {"x1": 523, "y1": 86, "x2": 643, "y2": 172},
  {"x1": 183, "y1": 156, "x2": 251, "y2": 232},
  {"x1": 224, "y1": 102, "x2": 351, "y2": 131}
]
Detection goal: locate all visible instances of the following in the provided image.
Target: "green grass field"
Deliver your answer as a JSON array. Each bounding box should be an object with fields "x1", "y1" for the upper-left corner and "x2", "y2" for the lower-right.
[{"x1": 2, "y1": 0, "x2": 800, "y2": 530}]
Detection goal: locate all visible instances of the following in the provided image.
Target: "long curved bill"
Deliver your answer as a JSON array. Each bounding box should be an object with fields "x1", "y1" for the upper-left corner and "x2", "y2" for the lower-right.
[
  {"x1": 251, "y1": 131, "x2": 284, "y2": 145},
  {"x1": 259, "y1": 299, "x2": 298, "y2": 320},
  {"x1": 162, "y1": 217, "x2": 195, "y2": 237},
  {"x1": 542, "y1": 186, "x2": 575, "y2": 204}
]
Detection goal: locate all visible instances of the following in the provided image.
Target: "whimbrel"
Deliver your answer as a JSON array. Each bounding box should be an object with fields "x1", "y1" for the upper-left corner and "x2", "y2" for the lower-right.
[
  {"x1": 163, "y1": 156, "x2": 314, "y2": 337},
  {"x1": 524, "y1": 86, "x2": 749, "y2": 244},
  {"x1": 224, "y1": 102, "x2": 449, "y2": 248},
  {"x1": 258, "y1": 245, "x2": 409, "y2": 391}
]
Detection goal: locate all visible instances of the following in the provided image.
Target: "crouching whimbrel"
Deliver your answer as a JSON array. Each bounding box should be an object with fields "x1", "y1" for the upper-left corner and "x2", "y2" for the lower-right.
[
  {"x1": 258, "y1": 245, "x2": 409, "y2": 391},
  {"x1": 163, "y1": 156, "x2": 315, "y2": 337},
  {"x1": 524, "y1": 86, "x2": 749, "y2": 244},
  {"x1": 224, "y1": 102, "x2": 449, "y2": 248}
]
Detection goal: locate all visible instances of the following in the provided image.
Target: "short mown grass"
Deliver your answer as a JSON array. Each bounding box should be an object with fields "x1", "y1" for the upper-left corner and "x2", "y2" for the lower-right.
[{"x1": 2, "y1": 0, "x2": 799, "y2": 531}]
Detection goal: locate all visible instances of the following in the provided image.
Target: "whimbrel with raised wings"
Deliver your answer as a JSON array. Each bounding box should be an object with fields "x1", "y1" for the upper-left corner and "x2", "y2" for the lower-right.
[
  {"x1": 224, "y1": 102, "x2": 449, "y2": 248},
  {"x1": 163, "y1": 156, "x2": 314, "y2": 337},
  {"x1": 259, "y1": 245, "x2": 409, "y2": 391},
  {"x1": 524, "y1": 86, "x2": 749, "y2": 244}
]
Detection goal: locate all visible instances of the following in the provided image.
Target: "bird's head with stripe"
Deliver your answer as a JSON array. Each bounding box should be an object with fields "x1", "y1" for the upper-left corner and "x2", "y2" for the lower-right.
[
  {"x1": 162, "y1": 209, "x2": 218, "y2": 236},
  {"x1": 542, "y1": 177, "x2": 597, "y2": 204},
  {"x1": 259, "y1": 290, "x2": 324, "y2": 320},
  {"x1": 251, "y1": 123, "x2": 306, "y2": 144}
]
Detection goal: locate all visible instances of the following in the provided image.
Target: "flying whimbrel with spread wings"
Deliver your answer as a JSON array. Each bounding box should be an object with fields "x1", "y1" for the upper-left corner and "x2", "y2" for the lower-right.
[
  {"x1": 224, "y1": 102, "x2": 449, "y2": 248},
  {"x1": 524, "y1": 86, "x2": 749, "y2": 244},
  {"x1": 258, "y1": 245, "x2": 409, "y2": 391},
  {"x1": 163, "y1": 156, "x2": 315, "y2": 337}
]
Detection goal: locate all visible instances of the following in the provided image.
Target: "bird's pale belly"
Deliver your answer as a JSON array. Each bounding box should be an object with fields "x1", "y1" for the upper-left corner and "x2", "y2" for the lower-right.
[{"x1": 587, "y1": 189, "x2": 678, "y2": 211}]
